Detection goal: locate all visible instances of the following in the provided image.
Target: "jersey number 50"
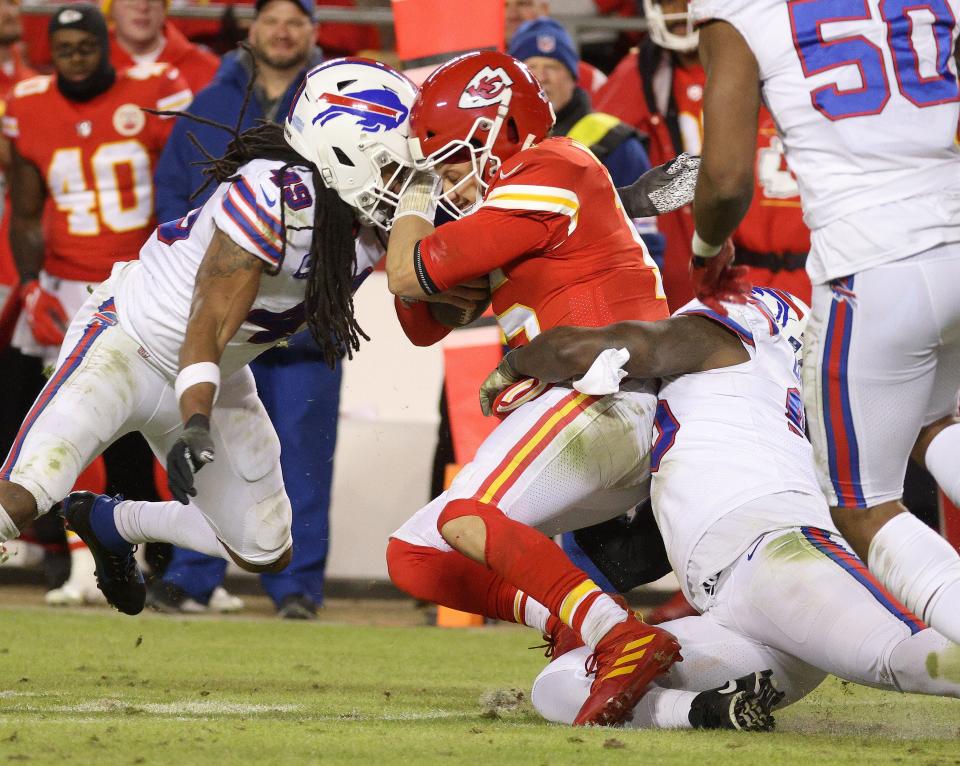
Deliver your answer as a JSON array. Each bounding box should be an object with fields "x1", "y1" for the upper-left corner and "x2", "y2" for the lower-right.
[{"x1": 789, "y1": 0, "x2": 959, "y2": 120}]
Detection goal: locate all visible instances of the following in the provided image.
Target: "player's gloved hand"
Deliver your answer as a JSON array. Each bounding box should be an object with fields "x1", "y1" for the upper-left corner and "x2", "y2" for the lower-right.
[
  {"x1": 21, "y1": 279, "x2": 68, "y2": 347},
  {"x1": 690, "y1": 240, "x2": 752, "y2": 317},
  {"x1": 479, "y1": 350, "x2": 523, "y2": 417},
  {"x1": 617, "y1": 153, "x2": 700, "y2": 219},
  {"x1": 166, "y1": 413, "x2": 215, "y2": 505}
]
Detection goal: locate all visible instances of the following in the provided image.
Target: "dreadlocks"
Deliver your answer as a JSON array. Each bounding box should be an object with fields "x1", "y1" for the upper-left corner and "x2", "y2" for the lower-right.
[
  {"x1": 152, "y1": 112, "x2": 367, "y2": 368},
  {"x1": 196, "y1": 120, "x2": 366, "y2": 366}
]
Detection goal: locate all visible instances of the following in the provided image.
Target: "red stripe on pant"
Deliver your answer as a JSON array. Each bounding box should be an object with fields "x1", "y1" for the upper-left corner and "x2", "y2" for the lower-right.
[{"x1": 472, "y1": 391, "x2": 596, "y2": 506}]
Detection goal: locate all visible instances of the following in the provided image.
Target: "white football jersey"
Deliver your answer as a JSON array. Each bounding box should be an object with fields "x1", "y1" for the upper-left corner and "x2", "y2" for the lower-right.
[
  {"x1": 651, "y1": 289, "x2": 832, "y2": 600},
  {"x1": 112, "y1": 159, "x2": 384, "y2": 379},
  {"x1": 692, "y1": 0, "x2": 960, "y2": 283}
]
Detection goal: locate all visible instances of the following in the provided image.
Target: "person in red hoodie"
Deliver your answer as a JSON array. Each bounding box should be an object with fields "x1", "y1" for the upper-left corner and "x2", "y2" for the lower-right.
[
  {"x1": 104, "y1": 0, "x2": 218, "y2": 93},
  {"x1": 594, "y1": 0, "x2": 811, "y2": 306}
]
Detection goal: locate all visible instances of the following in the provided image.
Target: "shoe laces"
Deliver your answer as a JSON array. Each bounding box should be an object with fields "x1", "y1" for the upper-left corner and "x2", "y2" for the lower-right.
[{"x1": 99, "y1": 544, "x2": 138, "y2": 583}]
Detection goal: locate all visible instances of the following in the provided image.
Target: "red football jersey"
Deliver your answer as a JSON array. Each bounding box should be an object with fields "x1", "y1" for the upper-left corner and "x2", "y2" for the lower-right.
[
  {"x1": 2, "y1": 63, "x2": 192, "y2": 282},
  {"x1": 417, "y1": 137, "x2": 669, "y2": 348}
]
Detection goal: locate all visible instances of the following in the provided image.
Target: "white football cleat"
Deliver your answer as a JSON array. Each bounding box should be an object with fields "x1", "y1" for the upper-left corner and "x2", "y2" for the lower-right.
[
  {"x1": 45, "y1": 580, "x2": 107, "y2": 606},
  {"x1": 208, "y1": 586, "x2": 244, "y2": 613},
  {"x1": 0, "y1": 539, "x2": 44, "y2": 568}
]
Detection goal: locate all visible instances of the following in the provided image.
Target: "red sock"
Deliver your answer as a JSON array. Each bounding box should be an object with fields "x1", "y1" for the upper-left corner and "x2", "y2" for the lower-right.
[
  {"x1": 437, "y1": 498, "x2": 593, "y2": 622},
  {"x1": 386, "y1": 537, "x2": 521, "y2": 623}
]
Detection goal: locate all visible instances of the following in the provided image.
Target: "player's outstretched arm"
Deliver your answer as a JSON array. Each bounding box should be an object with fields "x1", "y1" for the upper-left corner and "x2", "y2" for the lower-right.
[
  {"x1": 177, "y1": 227, "x2": 264, "y2": 423},
  {"x1": 167, "y1": 227, "x2": 264, "y2": 504},
  {"x1": 509, "y1": 316, "x2": 748, "y2": 382},
  {"x1": 692, "y1": 21, "x2": 761, "y2": 249}
]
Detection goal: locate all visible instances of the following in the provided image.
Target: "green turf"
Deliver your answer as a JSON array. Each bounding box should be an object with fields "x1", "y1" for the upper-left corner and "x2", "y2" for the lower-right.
[{"x1": 0, "y1": 607, "x2": 958, "y2": 765}]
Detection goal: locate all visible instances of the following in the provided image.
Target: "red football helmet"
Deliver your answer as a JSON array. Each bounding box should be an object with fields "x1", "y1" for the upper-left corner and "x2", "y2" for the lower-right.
[{"x1": 409, "y1": 50, "x2": 555, "y2": 217}]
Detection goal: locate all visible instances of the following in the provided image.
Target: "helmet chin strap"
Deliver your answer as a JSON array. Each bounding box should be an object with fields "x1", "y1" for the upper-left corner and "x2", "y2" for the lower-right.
[{"x1": 476, "y1": 87, "x2": 513, "y2": 186}]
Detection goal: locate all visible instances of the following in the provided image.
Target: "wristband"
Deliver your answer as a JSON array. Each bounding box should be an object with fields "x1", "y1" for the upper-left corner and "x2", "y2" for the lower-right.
[
  {"x1": 175, "y1": 362, "x2": 220, "y2": 403},
  {"x1": 692, "y1": 231, "x2": 723, "y2": 259}
]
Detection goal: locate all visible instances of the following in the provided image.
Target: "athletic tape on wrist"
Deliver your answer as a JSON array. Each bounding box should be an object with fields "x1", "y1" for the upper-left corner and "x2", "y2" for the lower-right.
[
  {"x1": 692, "y1": 231, "x2": 723, "y2": 259},
  {"x1": 175, "y1": 362, "x2": 220, "y2": 403},
  {"x1": 396, "y1": 172, "x2": 439, "y2": 220}
]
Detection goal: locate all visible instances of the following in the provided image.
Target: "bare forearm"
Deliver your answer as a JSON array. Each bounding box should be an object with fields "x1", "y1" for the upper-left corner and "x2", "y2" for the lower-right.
[
  {"x1": 693, "y1": 20, "x2": 761, "y2": 246},
  {"x1": 178, "y1": 229, "x2": 262, "y2": 421},
  {"x1": 10, "y1": 214, "x2": 44, "y2": 280}
]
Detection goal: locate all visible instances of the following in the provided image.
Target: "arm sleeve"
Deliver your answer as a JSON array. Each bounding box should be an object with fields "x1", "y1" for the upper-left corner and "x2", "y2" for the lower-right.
[
  {"x1": 416, "y1": 209, "x2": 558, "y2": 293},
  {"x1": 394, "y1": 296, "x2": 452, "y2": 347}
]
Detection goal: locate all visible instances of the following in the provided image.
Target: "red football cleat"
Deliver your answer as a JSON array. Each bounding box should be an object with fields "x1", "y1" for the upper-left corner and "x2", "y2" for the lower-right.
[
  {"x1": 541, "y1": 595, "x2": 632, "y2": 663},
  {"x1": 573, "y1": 613, "x2": 682, "y2": 727},
  {"x1": 541, "y1": 616, "x2": 584, "y2": 662}
]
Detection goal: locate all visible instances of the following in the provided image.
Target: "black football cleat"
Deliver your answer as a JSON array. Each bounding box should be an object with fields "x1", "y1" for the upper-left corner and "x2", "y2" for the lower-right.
[
  {"x1": 61, "y1": 492, "x2": 145, "y2": 615},
  {"x1": 688, "y1": 670, "x2": 784, "y2": 732}
]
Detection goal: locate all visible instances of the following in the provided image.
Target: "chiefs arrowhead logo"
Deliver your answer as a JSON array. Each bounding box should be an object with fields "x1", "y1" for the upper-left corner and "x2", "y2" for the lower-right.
[{"x1": 458, "y1": 66, "x2": 513, "y2": 108}]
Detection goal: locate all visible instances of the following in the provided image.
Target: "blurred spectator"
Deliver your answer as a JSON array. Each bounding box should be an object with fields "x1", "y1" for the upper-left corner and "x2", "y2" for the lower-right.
[
  {"x1": 1, "y1": 3, "x2": 192, "y2": 604},
  {"x1": 510, "y1": 18, "x2": 663, "y2": 261},
  {"x1": 505, "y1": 0, "x2": 606, "y2": 94},
  {"x1": 105, "y1": 0, "x2": 220, "y2": 92},
  {"x1": 595, "y1": 0, "x2": 810, "y2": 306},
  {"x1": 152, "y1": 0, "x2": 341, "y2": 620}
]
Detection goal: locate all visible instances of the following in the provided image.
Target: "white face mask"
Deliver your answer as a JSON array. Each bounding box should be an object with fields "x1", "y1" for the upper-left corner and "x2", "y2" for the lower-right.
[{"x1": 643, "y1": 0, "x2": 700, "y2": 53}]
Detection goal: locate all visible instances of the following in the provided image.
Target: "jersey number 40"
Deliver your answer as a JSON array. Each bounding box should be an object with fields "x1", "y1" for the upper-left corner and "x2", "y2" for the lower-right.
[
  {"x1": 789, "y1": 0, "x2": 959, "y2": 120},
  {"x1": 48, "y1": 140, "x2": 153, "y2": 235}
]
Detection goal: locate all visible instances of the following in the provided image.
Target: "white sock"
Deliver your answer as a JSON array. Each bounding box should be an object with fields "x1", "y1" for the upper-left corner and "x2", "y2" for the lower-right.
[
  {"x1": 513, "y1": 591, "x2": 551, "y2": 633},
  {"x1": 627, "y1": 686, "x2": 696, "y2": 729},
  {"x1": 0, "y1": 502, "x2": 19, "y2": 543},
  {"x1": 888, "y1": 628, "x2": 960, "y2": 697},
  {"x1": 561, "y1": 583, "x2": 627, "y2": 650},
  {"x1": 113, "y1": 500, "x2": 228, "y2": 560},
  {"x1": 925, "y1": 424, "x2": 960, "y2": 506},
  {"x1": 869, "y1": 512, "x2": 960, "y2": 644}
]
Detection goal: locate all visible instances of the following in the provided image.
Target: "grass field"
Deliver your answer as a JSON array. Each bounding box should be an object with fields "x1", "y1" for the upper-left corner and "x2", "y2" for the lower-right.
[{"x1": 1, "y1": 601, "x2": 959, "y2": 766}]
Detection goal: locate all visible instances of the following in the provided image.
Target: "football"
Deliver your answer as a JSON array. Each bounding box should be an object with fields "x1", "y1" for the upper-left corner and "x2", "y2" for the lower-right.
[{"x1": 428, "y1": 295, "x2": 492, "y2": 328}]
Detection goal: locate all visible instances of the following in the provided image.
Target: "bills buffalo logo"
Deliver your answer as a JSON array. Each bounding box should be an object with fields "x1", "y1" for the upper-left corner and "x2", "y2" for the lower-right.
[
  {"x1": 458, "y1": 66, "x2": 514, "y2": 108},
  {"x1": 313, "y1": 88, "x2": 408, "y2": 133}
]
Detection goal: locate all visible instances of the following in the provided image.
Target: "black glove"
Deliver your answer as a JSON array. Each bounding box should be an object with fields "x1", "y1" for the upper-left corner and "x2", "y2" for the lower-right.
[
  {"x1": 617, "y1": 153, "x2": 701, "y2": 219},
  {"x1": 166, "y1": 413, "x2": 215, "y2": 504}
]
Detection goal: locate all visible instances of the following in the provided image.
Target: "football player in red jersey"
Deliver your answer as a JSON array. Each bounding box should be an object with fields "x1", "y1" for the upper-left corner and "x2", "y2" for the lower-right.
[
  {"x1": 383, "y1": 51, "x2": 686, "y2": 728},
  {"x1": 1, "y1": 3, "x2": 190, "y2": 603}
]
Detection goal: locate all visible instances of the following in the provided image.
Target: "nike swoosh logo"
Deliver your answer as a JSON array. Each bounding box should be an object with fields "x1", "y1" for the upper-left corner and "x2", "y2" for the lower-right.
[
  {"x1": 261, "y1": 187, "x2": 277, "y2": 207},
  {"x1": 499, "y1": 163, "x2": 524, "y2": 180}
]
